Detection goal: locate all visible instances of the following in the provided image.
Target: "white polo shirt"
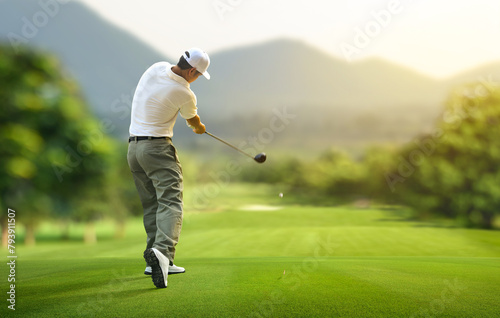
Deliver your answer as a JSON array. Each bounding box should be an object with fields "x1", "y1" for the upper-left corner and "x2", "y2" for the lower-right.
[{"x1": 129, "y1": 62, "x2": 198, "y2": 137}]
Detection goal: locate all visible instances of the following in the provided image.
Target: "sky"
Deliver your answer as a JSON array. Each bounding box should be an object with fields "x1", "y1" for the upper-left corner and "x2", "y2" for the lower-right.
[{"x1": 78, "y1": 0, "x2": 500, "y2": 79}]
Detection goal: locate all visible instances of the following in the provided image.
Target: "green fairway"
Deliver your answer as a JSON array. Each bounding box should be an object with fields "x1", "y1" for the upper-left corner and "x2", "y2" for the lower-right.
[{"x1": 2, "y1": 185, "x2": 499, "y2": 317}]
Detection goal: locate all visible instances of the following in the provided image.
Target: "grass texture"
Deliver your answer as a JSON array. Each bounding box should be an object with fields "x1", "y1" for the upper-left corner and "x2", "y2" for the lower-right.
[{"x1": 1, "y1": 184, "x2": 499, "y2": 317}]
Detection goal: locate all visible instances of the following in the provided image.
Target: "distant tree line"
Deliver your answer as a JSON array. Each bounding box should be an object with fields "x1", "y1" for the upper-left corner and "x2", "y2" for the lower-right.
[{"x1": 238, "y1": 81, "x2": 500, "y2": 229}]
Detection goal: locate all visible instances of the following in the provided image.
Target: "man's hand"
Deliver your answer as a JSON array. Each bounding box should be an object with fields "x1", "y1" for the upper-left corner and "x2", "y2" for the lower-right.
[
  {"x1": 186, "y1": 115, "x2": 206, "y2": 134},
  {"x1": 193, "y1": 123, "x2": 206, "y2": 134}
]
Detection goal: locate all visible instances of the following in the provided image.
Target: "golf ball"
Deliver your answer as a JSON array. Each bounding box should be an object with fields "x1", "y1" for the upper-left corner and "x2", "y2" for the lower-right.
[{"x1": 279, "y1": 193, "x2": 283, "y2": 198}]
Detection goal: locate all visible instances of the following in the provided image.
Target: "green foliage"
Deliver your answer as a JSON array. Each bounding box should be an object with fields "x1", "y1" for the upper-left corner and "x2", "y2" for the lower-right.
[
  {"x1": 360, "y1": 146, "x2": 399, "y2": 202},
  {"x1": 0, "y1": 45, "x2": 115, "y2": 231},
  {"x1": 238, "y1": 149, "x2": 370, "y2": 204},
  {"x1": 390, "y1": 83, "x2": 500, "y2": 228},
  {"x1": 304, "y1": 149, "x2": 365, "y2": 198}
]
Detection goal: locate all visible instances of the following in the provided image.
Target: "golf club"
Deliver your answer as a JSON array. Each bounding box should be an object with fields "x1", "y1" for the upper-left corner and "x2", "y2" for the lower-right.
[{"x1": 205, "y1": 131, "x2": 267, "y2": 163}]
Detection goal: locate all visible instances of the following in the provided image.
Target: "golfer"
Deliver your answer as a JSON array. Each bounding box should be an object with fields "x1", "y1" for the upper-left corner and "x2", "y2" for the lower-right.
[{"x1": 127, "y1": 48, "x2": 210, "y2": 288}]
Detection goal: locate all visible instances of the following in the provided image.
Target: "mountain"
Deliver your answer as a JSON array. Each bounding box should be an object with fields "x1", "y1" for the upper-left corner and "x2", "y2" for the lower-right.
[
  {"x1": 445, "y1": 61, "x2": 500, "y2": 91},
  {"x1": 0, "y1": 1, "x2": 497, "y2": 154},
  {"x1": 197, "y1": 39, "x2": 444, "y2": 115},
  {"x1": 194, "y1": 39, "x2": 449, "y2": 152}
]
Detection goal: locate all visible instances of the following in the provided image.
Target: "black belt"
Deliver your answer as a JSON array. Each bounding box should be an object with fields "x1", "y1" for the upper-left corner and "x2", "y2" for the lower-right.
[{"x1": 129, "y1": 136, "x2": 170, "y2": 142}]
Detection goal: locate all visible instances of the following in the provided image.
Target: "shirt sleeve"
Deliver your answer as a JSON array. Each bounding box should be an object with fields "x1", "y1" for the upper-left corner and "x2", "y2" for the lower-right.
[{"x1": 178, "y1": 90, "x2": 198, "y2": 120}]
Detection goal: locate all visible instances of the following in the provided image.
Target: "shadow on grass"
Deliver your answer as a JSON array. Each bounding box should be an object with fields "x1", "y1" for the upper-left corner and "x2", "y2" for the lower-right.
[{"x1": 373, "y1": 207, "x2": 460, "y2": 229}]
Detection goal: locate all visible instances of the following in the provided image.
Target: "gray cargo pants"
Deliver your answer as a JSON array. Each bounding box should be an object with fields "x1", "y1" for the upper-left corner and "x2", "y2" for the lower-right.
[{"x1": 127, "y1": 137, "x2": 183, "y2": 264}]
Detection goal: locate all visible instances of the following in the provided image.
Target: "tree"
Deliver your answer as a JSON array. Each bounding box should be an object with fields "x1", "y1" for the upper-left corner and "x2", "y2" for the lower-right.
[
  {"x1": 0, "y1": 45, "x2": 114, "y2": 244},
  {"x1": 362, "y1": 146, "x2": 399, "y2": 203},
  {"x1": 390, "y1": 83, "x2": 500, "y2": 228}
]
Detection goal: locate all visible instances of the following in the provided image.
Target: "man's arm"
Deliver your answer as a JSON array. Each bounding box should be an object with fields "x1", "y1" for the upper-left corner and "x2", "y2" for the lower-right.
[{"x1": 186, "y1": 115, "x2": 206, "y2": 134}]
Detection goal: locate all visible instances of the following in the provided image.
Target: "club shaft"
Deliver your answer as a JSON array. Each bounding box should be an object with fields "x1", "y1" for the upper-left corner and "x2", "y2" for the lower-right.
[{"x1": 205, "y1": 131, "x2": 255, "y2": 159}]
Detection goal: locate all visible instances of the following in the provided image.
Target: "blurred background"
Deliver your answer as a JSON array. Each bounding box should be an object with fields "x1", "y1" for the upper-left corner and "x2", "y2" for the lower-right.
[{"x1": 1, "y1": 0, "x2": 499, "y2": 245}]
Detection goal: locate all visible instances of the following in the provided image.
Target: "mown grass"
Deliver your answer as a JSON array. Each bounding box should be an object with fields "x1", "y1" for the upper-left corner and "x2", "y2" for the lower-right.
[{"x1": 1, "y1": 184, "x2": 499, "y2": 317}]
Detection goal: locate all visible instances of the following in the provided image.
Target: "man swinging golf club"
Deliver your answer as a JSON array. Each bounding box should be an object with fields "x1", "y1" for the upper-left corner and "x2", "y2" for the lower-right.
[{"x1": 127, "y1": 48, "x2": 210, "y2": 288}]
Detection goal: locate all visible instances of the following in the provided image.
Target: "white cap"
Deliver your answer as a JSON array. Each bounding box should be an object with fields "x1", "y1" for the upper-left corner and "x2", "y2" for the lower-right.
[{"x1": 183, "y1": 48, "x2": 211, "y2": 80}]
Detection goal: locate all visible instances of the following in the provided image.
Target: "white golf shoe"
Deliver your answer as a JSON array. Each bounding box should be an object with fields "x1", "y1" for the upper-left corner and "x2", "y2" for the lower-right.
[
  {"x1": 143, "y1": 248, "x2": 169, "y2": 288},
  {"x1": 168, "y1": 264, "x2": 186, "y2": 274},
  {"x1": 144, "y1": 264, "x2": 185, "y2": 275}
]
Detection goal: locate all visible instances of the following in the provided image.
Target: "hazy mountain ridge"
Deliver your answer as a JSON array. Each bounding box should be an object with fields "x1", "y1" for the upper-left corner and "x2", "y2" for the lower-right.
[{"x1": 1, "y1": 0, "x2": 498, "y2": 153}]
